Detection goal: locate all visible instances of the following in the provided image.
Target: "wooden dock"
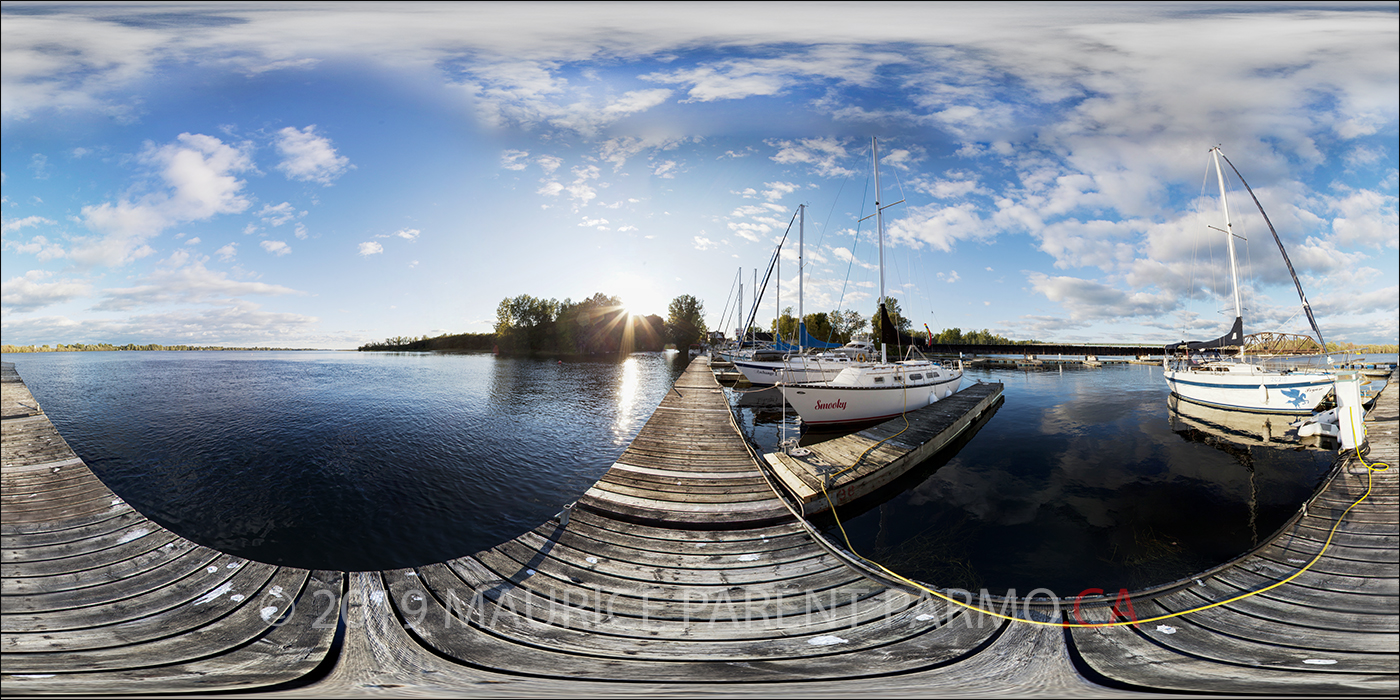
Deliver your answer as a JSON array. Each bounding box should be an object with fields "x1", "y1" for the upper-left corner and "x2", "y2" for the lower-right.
[
  {"x1": 765, "y1": 381, "x2": 1003, "y2": 514},
  {"x1": 1, "y1": 357, "x2": 1395, "y2": 695}
]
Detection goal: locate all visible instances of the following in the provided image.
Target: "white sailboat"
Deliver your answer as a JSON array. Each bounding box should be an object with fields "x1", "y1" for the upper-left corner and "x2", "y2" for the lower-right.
[
  {"x1": 1162, "y1": 147, "x2": 1333, "y2": 414},
  {"x1": 779, "y1": 137, "x2": 963, "y2": 427},
  {"x1": 733, "y1": 204, "x2": 854, "y2": 386}
]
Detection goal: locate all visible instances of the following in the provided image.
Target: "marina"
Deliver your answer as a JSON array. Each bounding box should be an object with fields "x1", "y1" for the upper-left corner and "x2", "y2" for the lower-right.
[{"x1": 2, "y1": 357, "x2": 1395, "y2": 695}]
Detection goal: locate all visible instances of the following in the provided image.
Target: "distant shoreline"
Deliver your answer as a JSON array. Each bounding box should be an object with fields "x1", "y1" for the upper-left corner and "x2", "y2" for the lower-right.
[{"x1": 1, "y1": 345, "x2": 328, "y2": 353}]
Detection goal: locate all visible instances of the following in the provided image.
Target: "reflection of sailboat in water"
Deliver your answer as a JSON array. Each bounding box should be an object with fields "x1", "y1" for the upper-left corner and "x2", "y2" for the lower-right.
[
  {"x1": 1168, "y1": 394, "x2": 1290, "y2": 448},
  {"x1": 733, "y1": 385, "x2": 792, "y2": 425},
  {"x1": 1167, "y1": 395, "x2": 1310, "y2": 547}
]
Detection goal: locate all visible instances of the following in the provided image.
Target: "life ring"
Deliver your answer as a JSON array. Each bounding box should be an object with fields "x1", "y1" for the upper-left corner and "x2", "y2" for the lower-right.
[{"x1": 855, "y1": 353, "x2": 867, "y2": 362}]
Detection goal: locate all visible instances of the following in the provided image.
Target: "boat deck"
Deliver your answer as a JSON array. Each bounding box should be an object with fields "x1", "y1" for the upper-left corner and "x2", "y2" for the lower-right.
[{"x1": 1, "y1": 357, "x2": 1394, "y2": 695}]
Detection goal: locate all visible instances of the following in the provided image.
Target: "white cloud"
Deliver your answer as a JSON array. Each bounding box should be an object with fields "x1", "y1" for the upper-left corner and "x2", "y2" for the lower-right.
[
  {"x1": 1327, "y1": 187, "x2": 1399, "y2": 249},
  {"x1": 72, "y1": 133, "x2": 253, "y2": 268},
  {"x1": 274, "y1": 125, "x2": 351, "y2": 184},
  {"x1": 358, "y1": 241, "x2": 384, "y2": 256},
  {"x1": 458, "y1": 59, "x2": 672, "y2": 136},
  {"x1": 693, "y1": 235, "x2": 715, "y2": 251},
  {"x1": 538, "y1": 165, "x2": 601, "y2": 209},
  {"x1": 768, "y1": 138, "x2": 856, "y2": 177},
  {"x1": 761, "y1": 181, "x2": 798, "y2": 202},
  {"x1": 215, "y1": 243, "x2": 238, "y2": 261},
  {"x1": 652, "y1": 160, "x2": 678, "y2": 179},
  {"x1": 2, "y1": 234, "x2": 66, "y2": 261},
  {"x1": 1026, "y1": 272, "x2": 1177, "y2": 322},
  {"x1": 500, "y1": 149, "x2": 531, "y2": 170},
  {"x1": 184, "y1": 237, "x2": 201, "y2": 245},
  {"x1": 260, "y1": 240, "x2": 291, "y2": 256},
  {"x1": 886, "y1": 202, "x2": 995, "y2": 253},
  {"x1": 258, "y1": 202, "x2": 301, "y2": 227},
  {"x1": 2, "y1": 215, "x2": 55, "y2": 232},
  {"x1": 1, "y1": 270, "x2": 93, "y2": 312},
  {"x1": 536, "y1": 155, "x2": 564, "y2": 174},
  {"x1": 92, "y1": 251, "x2": 303, "y2": 311}
]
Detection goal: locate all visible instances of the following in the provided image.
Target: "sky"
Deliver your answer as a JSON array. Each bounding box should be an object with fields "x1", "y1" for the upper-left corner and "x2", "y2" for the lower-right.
[{"x1": 2, "y1": 2, "x2": 1396, "y2": 350}]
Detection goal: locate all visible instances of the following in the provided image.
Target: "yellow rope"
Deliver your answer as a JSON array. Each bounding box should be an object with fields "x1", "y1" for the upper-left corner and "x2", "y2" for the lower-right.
[{"x1": 819, "y1": 404, "x2": 1391, "y2": 628}]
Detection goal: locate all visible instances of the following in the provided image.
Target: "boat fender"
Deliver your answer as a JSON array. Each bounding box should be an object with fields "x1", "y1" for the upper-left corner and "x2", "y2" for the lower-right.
[
  {"x1": 927, "y1": 391, "x2": 939, "y2": 405},
  {"x1": 1259, "y1": 384, "x2": 1268, "y2": 405},
  {"x1": 1298, "y1": 421, "x2": 1340, "y2": 438}
]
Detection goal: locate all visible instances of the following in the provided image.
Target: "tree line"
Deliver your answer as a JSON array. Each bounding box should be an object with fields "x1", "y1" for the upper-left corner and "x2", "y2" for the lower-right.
[
  {"x1": 1, "y1": 343, "x2": 302, "y2": 353},
  {"x1": 761, "y1": 297, "x2": 1036, "y2": 347},
  {"x1": 358, "y1": 292, "x2": 710, "y2": 356}
]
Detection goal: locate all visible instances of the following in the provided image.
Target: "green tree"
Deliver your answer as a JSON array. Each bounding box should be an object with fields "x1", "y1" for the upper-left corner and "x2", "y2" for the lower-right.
[
  {"x1": 827, "y1": 309, "x2": 868, "y2": 344},
  {"x1": 494, "y1": 294, "x2": 561, "y2": 352},
  {"x1": 771, "y1": 306, "x2": 798, "y2": 342},
  {"x1": 666, "y1": 294, "x2": 707, "y2": 348}
]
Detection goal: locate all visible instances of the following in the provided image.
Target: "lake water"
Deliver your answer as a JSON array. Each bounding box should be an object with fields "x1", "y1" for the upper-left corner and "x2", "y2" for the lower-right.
[
  {"x1": 4, "y1": 349, "x2": 1380, "y2": 594},
  {"x1": 4, "y1": 350, "x2": 687, "y2": 571}
]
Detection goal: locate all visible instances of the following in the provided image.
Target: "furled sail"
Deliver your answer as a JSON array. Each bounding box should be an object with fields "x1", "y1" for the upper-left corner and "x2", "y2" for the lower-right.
[
  {"x1": 1167, "y1": 316, "x2": 1243, "y2": 353},
  {"x1": 878, "y1": 303, "x2": 901, "y2": 347}
]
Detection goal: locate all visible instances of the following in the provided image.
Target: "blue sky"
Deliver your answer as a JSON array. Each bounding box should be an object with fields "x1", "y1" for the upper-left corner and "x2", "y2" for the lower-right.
[{"x1": 2, "y1": 2, "x2": 1396, "y2": 349}]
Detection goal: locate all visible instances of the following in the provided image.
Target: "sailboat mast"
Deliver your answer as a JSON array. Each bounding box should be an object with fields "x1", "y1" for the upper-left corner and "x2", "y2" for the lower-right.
[
  {"x1": 1212, "y1": 147, "x2": 1244, "y2": 358},
  {"x1": 873, "y1": 137, "x2": 888, "y2": 364},
  {"x1": 736, "y1": 268, "x2": 743, "y2": 342},
  {"x1": 798, "y1": 203, "x2": 805, "y2": 353}
]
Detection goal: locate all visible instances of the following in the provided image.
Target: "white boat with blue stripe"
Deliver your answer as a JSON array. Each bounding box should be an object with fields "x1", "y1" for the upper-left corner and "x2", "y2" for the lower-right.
[{"x1": 1162, "y1": 147, "x2": 1333, "y2": 415}]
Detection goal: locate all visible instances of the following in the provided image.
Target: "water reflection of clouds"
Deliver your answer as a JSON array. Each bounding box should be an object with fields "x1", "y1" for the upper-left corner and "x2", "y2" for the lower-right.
[{"x1": 906, "y1": 384, "x2": 1278, "y2": 532}]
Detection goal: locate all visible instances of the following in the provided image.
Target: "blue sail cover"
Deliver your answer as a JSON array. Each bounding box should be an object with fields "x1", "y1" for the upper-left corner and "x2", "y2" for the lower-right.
[{"x1": 775, "y1": 322, "x2": 843, "y2": 352}]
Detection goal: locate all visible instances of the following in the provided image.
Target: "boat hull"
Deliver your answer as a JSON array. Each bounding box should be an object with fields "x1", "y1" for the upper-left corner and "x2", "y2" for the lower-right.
[
  {"x1": 781, "y1": 372, "x2": 963, "y2": 426},
  {"x1": 733, "y1": 358, "x2": 848, "y2": 385},
  {"x1": 1163, "y1": 366, "x2": 1333, "y2": 414}
]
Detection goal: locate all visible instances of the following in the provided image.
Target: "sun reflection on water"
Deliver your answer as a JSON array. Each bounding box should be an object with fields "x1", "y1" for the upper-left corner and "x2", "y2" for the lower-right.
[{"x1": 612, "y1": 356, "x2": 640, "y2": 443}]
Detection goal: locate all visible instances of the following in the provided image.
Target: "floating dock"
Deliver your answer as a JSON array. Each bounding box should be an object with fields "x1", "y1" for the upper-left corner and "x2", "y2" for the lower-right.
[
  {"x1": 764, "y1": 381, "x2": 1003, "y2": 515},
  {"x1": 1, "y1": 357, "x2": 1395, "y2": 695}
]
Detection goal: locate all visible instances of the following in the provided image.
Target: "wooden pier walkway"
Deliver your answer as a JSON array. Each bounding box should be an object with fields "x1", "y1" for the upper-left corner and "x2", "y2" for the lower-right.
[{"x1": 1, "y1": 358, "x2": 1394, "y2": 695}]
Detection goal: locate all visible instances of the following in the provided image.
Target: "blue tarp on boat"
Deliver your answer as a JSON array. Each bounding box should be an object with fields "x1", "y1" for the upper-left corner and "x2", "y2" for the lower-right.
[{"x1": 775, "y1": 323, "x2": 842, "y2": 352}]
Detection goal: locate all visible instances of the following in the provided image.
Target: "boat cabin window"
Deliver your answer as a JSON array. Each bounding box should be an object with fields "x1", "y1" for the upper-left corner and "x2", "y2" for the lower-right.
[{"x1": 873, "y1": 376, "x2": 885, "y2": 384}]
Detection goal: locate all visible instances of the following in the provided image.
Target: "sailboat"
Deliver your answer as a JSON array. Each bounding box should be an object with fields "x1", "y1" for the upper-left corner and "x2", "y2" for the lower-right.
[
  {"x1": 732, "y1": 204, "x2": 854, "y2": 386},
  {"x1": 1162, "y1": 146, "x2": 1333, "y2": 414},
  {"x1": 778, "y1": 137, "x2": 963, "y2": 427}
]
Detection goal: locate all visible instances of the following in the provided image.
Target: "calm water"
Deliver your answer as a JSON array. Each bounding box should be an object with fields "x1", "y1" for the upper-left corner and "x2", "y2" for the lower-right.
[
  {"x1": 2, "y1": 350, "x2": 1367, "y2": 593},
  {"x1": 732, "y1": 359, "x2": 1370, "y2": 596},
  {"x1": 4, "y1": 350, "x2": 687, "y2": 571}
]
